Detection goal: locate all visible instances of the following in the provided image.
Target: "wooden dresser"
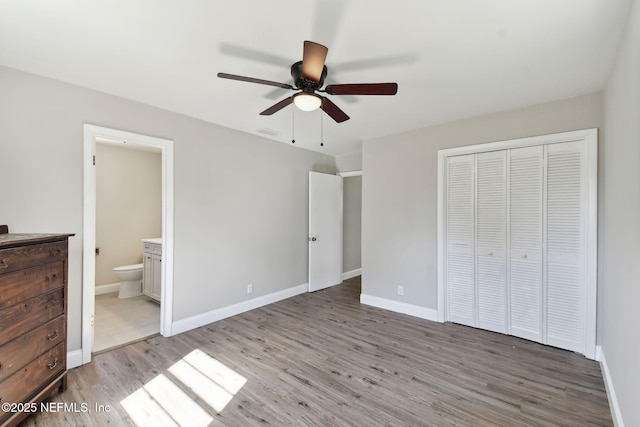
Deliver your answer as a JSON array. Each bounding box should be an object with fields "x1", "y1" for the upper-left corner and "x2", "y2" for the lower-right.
[{"x1": 0, "y1": 233, "x2": 73, "y2": 427}]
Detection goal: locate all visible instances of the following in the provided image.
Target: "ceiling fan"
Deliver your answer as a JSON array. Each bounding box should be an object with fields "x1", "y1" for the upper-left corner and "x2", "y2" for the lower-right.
[{"x1": 217, "y1": 41, "x2": 398, "y2": 123}]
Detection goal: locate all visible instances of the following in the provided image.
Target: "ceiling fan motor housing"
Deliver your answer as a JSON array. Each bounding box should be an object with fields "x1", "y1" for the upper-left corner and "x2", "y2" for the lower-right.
[{"x1": 291, "y1": 61, "x2": 327, "y2": 90}]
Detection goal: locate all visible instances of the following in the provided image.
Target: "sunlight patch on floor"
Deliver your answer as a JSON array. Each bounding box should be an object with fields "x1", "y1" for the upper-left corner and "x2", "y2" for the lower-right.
[
  {"x1": 121, "y1": 349, "x2": 247, "y2": 426},
  {"x1": 182, "y1": 349, "x2": 247, "y2": 394}
]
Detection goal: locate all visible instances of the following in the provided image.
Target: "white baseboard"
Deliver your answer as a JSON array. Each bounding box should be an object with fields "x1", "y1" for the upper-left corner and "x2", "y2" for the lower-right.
[
  {"x1": 360, "y1": 293, "x2": 439, "y2": 322},
  {"x1": 595, "y1": 345, "x2": 603, "y2": 362},
  {"x1": 598, "y1": 346, "x2": 625, "y2": 427},
  {"x1": 67, "y1": 349, "x2": 83, "y2": 369},
  {"x1": 342, "y1": 268, "x2": 362, "y2": 281},
  {"x1": 172, "y1": 283, "x2": 309, "y2": 335},
  {"x1": 96, "y1": 282, "x2": 120, "y2": 295}
]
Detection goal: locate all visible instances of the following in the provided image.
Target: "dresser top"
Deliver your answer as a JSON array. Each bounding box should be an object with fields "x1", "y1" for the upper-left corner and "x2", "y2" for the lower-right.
[{"x1": 0, "y1": 233, "x2": 75, "y2": 249}]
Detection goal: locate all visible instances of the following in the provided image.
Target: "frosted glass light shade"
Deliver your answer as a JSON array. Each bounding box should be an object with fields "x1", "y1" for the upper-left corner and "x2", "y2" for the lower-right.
[{"x1": 293, "y1": 93, "x2": 322, "y2": 111}]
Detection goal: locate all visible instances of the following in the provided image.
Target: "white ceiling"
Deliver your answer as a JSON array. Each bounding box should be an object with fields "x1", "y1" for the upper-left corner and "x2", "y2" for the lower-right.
[{"x1": 0, "y1": 0, "x2": 630, "y2": 156}]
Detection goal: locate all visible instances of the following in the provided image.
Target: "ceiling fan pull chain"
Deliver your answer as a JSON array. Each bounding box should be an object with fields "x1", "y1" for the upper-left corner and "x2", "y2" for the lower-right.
[
  {"x1": 320, "y1": 101, "x2": 324, "y2": 147},
  {"x1": 291, "y1": 104, "x2": 295, "y2": 144}
]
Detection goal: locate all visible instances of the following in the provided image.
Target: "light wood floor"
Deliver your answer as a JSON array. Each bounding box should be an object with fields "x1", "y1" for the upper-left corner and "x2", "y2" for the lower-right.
[
  {"x1": 25, "y1": 277, "x2": 611, "y2": 426},
  {"x1": 94, "y1": 292, "x2": 160, "y2": 353}
]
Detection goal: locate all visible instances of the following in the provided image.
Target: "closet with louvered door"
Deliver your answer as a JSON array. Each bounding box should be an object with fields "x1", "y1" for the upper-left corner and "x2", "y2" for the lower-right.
[
  {"x1": 476, "y1": 151, "x2": 507, "y2": 334},
  {"x1": 545, "y1": 141, "x2": 587, "y2": 353},
  {"x1": 508, "y1": 145, "x2": 543, "y2": 343},
  {"x1": 445, "y1": 154, "x2": 475, "y2": 327},
  {"x1": 441, "y1": 129, "x2": 597, "y2": 358}
]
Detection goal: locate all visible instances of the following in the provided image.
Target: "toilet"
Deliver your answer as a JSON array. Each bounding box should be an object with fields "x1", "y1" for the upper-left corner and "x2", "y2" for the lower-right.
[{"x1": 113, "y1": 263, "x2": 143, "y2": 299}]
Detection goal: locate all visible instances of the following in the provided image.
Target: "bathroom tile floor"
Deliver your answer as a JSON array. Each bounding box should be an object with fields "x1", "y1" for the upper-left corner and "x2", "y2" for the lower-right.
[{"x1": 94, "y1": 293, "x2": 160, "y2": 353}]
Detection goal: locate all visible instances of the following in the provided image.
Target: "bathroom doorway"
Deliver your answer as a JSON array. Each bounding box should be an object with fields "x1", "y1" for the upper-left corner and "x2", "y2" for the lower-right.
[
  {"x1": 93, "y1": 141, "x2": 161, "y2": 352},
  {"x1": 81, "y1": 125, "x2": 175, "y2": 365}
]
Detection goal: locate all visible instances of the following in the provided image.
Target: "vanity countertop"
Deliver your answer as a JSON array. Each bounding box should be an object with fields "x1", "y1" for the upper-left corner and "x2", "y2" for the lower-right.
[{"x1": 142, "y1": 237, "x2": 162, "y2": 245}]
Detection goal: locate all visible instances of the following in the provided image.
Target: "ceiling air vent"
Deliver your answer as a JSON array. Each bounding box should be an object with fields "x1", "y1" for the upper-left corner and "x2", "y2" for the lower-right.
[{"x1": 257, "y1": 128, "x2": 279, "y2": 136}]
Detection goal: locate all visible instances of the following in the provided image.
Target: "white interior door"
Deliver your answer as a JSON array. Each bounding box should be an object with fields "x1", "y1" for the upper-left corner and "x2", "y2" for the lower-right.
[
  {"x1": 509, "y1": 145, "x2": 544, "y2": 342},
  {"x1": 545, "y1": 141, "x2": 586, "y2": 353},
  {"x1": 476, "y1": 151, "x2": 507, "y2": 333},
  {"x1": 308, "y1": 171, "x2": 342, "y2": 292},
  {"x1": 445, "y1": 154, "x2": 475, "y2": 326}
]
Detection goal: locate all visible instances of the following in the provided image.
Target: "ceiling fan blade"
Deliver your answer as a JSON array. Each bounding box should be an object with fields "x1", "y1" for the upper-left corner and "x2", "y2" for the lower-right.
[
  {"x1": 218, "y1": 73, "x2": 294, "y2": 90},
  {"x1": 325, "y1": 83, "x2": 398, "y2": 96},
  {"x1": 260, "y1": 97, "x2": 294, "y2": 115},
  {"x1": 302, "y1": 41, "x2": 328, "y2": 82},
  {"x1": 320, "y1": 96, "x2": 349, "y2": 123}
]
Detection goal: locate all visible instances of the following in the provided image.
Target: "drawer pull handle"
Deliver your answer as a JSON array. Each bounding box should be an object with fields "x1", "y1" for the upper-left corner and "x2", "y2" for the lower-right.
[
  {"x1": 0, "y1": 259, "x2": 7, "y2": 269},
  {"x1": 47, "y1": 330, "x2": 60, "y2": 341},
  {"x1": 47, "y1": 358, "x2": 58, "y2": 370}
]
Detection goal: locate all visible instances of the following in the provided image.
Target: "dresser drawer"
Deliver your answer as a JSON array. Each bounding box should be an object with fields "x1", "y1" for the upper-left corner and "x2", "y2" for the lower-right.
[
  {"x1": 0, "y1": 289, "x2": 64, "y2": 346},
  {"x1": 0, "y1": 343, "x2": 64, "y2": 417},
  {"x1": 0, "y1": 241, "x2": 67, "y2": 275},
  {"x1": 0, "y1": 262, "x2": 64, "y2": 310},
  {"x1": 0, "y1": 316, "x2": 65, "y2": 383}
]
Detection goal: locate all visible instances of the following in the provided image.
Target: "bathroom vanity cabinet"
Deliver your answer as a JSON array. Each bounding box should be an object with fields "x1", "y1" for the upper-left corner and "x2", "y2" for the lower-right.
[
  {"x1": 0, "y1": 233, "x2": 73, "y2": 427},
  {"x1": 142, "y1": 239, "x2": 161, "y2": 302}
]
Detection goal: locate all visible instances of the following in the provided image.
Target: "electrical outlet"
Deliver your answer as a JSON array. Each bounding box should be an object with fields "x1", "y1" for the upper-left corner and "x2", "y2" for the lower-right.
[
  {"x1": 397, "y1": 285, "x2": 404, "y2": 296},
  {"x1": 247, "y1": 283, "x2": 253, "y2": 294}
]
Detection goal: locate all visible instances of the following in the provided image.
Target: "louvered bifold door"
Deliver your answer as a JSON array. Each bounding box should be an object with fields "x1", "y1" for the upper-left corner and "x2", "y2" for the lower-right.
[
  {"x1": 445, "y1": 154, "x2": 475, "y2": 327},
  {"x1": 508, "y1": 146, "x2": 543, "y2": 342},
  {"x1": 545, "y1": 141, "x2": 586, "y2": 353},
  {"x1": 475, "y1": 151, "x2": 507, "y2": 333}
]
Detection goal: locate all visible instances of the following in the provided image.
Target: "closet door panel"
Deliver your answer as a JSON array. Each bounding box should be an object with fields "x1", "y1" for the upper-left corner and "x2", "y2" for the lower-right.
[
  {"x1": 445, "y1": 155, "x2": 475, "y2": 326},
  {"x1": 475, "y1": 151, "x2": 507, "y2": 333},
  {"x1": 509, "y1": 146, "x2": 543, "y2": 342},
  {"x1": 545, "y1": 142, "x2": 585, "y2": 353}
]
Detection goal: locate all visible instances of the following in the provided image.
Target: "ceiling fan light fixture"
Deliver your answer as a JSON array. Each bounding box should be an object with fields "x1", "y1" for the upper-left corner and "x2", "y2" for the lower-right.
[{"x1": 293, "y1": 93, "x2": 322, "y2": 112}]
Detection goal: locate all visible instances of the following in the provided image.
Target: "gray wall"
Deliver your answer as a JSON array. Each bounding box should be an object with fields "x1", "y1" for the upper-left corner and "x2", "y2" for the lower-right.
[
  {"x1": 95, "y1": 144, "x2": 161, "y2": 286},
  {"x1": 0, "y1": 66, "x2": 336, "y2": 351},
  {"x1": 602, "y1": 0, "x2": 640, "y2": 424},
  {"x1": 362, "y1": 92, "x2": 603, "y2": 311},
  {"x1": 335, "y1": 152, "x2": 363, "y2": 173},
  {"x1": 342, "y1": 175, "x2": 362, "y2": 273}
]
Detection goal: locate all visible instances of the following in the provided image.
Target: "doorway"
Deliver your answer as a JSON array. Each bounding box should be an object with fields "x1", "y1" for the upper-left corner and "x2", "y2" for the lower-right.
[
  {"x1": 82, "y1": 125, "x2": 175, "y2": 364},
  {"x1": 340, "y1": 171, "x2": 362, "y2": 281},
  {"x1": 93, "y1": 141, "x2": 161, "y2": 352}
]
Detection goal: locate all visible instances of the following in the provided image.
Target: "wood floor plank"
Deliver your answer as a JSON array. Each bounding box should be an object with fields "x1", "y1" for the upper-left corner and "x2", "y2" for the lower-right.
[{"x1": 22, "y1": 276, "x2": 612, "y2": 426}]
